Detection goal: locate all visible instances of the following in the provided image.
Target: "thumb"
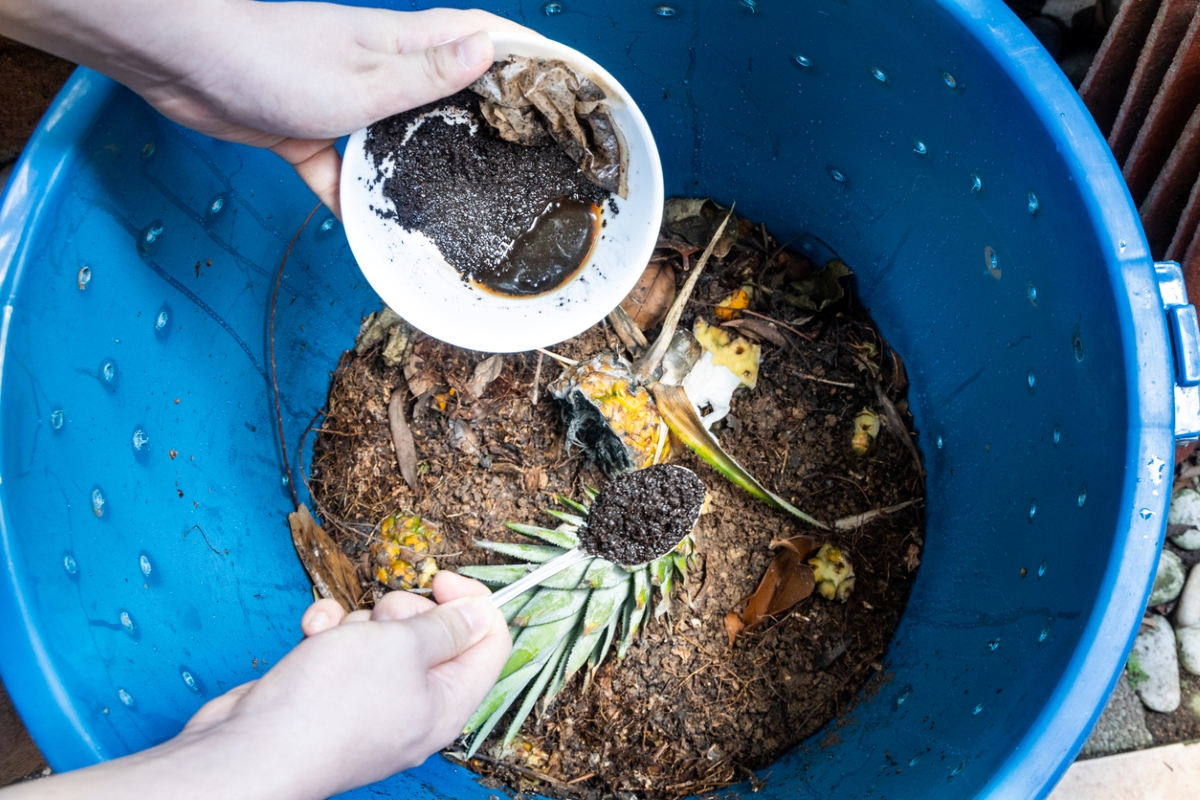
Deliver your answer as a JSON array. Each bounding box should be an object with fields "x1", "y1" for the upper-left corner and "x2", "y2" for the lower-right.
[
  {"x1": 375, "y1": 32, "x2": 495, "y2": 116},
  {"x1": 402, "y1": 594, "x2": 498, "y2": 668}
]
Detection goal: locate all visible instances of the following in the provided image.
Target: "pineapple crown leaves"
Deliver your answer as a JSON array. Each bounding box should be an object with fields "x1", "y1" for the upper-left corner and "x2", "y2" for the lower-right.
[{"x1": 457, "y1": 490, "x2": 694, "y2": 756}]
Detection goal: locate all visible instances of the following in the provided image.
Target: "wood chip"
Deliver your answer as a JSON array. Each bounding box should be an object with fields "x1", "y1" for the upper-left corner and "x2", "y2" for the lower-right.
[
  {"x1": 609, "y1": 305, "x2": 649, "y2": 353},
  {"x1": 903, "y1": 543, "x2": 921, "y2": 572},
  {"x1": 450, "y1": 418, "x2": 482, "y2": 457},
  {"x1": 388, "y1": 389, "x2": 418, "y2": 489},
  {"x1": 288, "y1": 504, "x2": 360, "y2": 612}
]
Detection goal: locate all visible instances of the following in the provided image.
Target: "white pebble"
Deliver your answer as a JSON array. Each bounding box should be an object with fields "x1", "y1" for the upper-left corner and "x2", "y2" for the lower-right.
[
  {"x1": 1178, "y1": 626, "x2": 1200, "y2": 677},
  {"x1": 1131, "y1": 615, "x2": 1181, "y2": 713},
  {"x1": 1177, "y1": 563, "x2": 1200, "y2": 629},
  {"x1": 1149, "y1": 550, "x2": 1186, "y2": 606}
]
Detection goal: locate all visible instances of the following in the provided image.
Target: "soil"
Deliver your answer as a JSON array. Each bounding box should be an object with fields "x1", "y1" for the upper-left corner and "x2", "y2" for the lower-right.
[
  {"x1": 363, "y1": 90, "x2": 609, "y2": 296},
  {"x1": 308, "y1": 207, "x2": 925, "y2": 798},
  {"x1": 577, "y1": 465, "x2": 706, "y2": 565},
  {"x1": 0, "y1": 37, "x2": 74, "y2": 169}
]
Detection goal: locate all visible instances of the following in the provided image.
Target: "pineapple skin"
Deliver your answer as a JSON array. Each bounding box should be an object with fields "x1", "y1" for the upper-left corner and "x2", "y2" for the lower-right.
[
  {"x1": 371, "y1": 514, "x2": 442, "y2": 590},
  {"x1": 550, "y1": 352, "x2": 670, "y2": 473}
]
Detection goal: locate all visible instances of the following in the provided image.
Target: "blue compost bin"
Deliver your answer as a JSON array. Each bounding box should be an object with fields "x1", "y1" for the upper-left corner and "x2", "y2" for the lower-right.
[{"x1": 0, "y1": 0, "x2": 1194, "y2": 797}]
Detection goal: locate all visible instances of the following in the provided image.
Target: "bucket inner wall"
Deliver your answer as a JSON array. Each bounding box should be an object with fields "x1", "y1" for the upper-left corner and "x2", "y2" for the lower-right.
[{"x1": 0, "y1": 1, "x2": 1172, "y2": 799}]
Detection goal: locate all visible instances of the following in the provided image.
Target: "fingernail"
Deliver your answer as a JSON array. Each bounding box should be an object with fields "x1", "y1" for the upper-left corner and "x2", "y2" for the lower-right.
[
  {"x1": 307, "y1": 611, "x2": 328, "y2": 631},
  {"x1": 455, "y1": 33, "x2": 492, "y2": 70},
  {"x1": 454, "y1": 595, "x2": 494, "y2": 635}
]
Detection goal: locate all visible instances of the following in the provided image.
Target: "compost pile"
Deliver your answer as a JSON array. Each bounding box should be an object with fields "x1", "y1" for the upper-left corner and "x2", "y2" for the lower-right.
[{"x1": 307, "y1": 200, "x2": 925, "y2": 799}]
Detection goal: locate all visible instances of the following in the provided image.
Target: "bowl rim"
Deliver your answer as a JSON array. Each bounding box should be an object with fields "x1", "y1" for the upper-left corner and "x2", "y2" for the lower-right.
[{"x1": 337, "y1": 31, "x2": 665, "y2": 353}]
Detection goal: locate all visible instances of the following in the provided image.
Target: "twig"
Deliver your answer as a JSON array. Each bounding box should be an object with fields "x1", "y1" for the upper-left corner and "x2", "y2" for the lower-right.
[
  {"x1": 737, "y1": 308, "x2": 818, "y2": 341},
  {"x1": 872, "y1": 381, "x2": 925, "y2": 479},
  {"x1": 798, "y1": 373, "x2": 857, "y2": 389},
  {"x1": 536, "y1": 347, "x2": 578, "y2": 367},
  {"x1": 186, "y1": 525, "x2": 223, "y2": 557},
  {"x1": 834, "y1": 498, "x2": 923, "y2": 530},
  {"x1": 445, "y1": 750, "x2": 574, "y2": 792},
  {"x1": 271, "y1": 203, "x2": 321, "y2": 508},
  {"x1": 531, "y1": 350, "x2": 544, "y2": 405},
  {"x1": 565, "y1": 772, "x2": 595, "y2": 786},
  {"x1": 634, "y1": 205, "x2": 735, "y2": 383}
]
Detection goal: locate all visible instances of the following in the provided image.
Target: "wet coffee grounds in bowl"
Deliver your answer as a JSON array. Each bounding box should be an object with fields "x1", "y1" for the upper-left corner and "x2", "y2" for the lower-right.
[
  {"x1": 577, "y1": 465, "x2": 706, "y2": 565},
  {"x1": 364, "y1": 90, "x2": 609, "y2": 297}
]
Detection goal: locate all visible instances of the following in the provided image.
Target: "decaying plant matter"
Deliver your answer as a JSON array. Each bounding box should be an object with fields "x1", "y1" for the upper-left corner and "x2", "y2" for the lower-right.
[{"x1": 299, "y1": 197, "x2": 925, "y2": 800}]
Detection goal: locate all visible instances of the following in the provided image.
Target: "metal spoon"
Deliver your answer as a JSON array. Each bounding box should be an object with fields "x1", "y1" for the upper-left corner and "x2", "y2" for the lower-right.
[{"x1": 490, "y1": 464, "x2": 705, "y2": 607}]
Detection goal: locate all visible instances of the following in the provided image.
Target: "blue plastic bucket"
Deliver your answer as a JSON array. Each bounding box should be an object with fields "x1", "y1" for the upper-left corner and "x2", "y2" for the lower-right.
[{"x1": 0, "y1": 0, "x2": 1190, "y2": 797}]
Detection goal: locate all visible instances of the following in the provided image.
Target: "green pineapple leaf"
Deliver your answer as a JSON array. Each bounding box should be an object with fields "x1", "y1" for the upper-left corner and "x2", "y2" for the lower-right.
[{"x1": 459, "y1": 493, "x2": 693, "y2": 755}]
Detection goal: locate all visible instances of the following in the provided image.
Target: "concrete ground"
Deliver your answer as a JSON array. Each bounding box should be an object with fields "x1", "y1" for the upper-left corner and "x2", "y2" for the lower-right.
[{"x1": 1050, "y1": 741, "x2": 1200, "y2": 798}]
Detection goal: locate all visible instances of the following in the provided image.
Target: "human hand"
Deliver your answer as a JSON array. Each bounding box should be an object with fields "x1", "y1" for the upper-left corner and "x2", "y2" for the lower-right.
[
  {"x1": 0, "y1": 1, "x2": 534, "y2": 218},
  {"x1": 0, "y1": 571, "x2": 510, "y2": 800},
  {"x1": 181, "y1": 571, "x2": 511, "y2": 797}
]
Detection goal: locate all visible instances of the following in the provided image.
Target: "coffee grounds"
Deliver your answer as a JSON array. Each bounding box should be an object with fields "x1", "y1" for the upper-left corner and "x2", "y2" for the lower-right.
[
  {"x1": 577, "y1": 465, "x2": 706, "y2": 565},
  {"x1": 364, "y1": 91, "x2": 609, "y2": 286}
]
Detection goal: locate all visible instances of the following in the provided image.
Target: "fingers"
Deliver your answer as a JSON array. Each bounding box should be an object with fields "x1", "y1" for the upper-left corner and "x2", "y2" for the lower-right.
[
  {"x1": 426, "y1": 602, "x2": 512, "y2": 725},
  {"x1": 364, "y1": 8, "x2": 535, "y2": 54},
  {"x1": 301, "y1": 598, "x2": 349, "y2": 636},
  {"x1": 371, "y1": 590, "x2": 437, "y2": 622},
  {"x1": 431, "y1": 570, "x2": 493, "y2": 604},
  {"x1": 402, "y1": 594, "x2": 499, "y2": 669},
  {"x1": 271, "y1": 139, "x2": 342, "y2": 219},
  {"x1": 365, "y1": 31, "x2": 495, "y2": 121}
]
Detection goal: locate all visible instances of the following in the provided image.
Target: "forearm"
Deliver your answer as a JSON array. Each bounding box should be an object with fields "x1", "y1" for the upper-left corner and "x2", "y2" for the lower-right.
[
  {"x1": 0, "y1": 722, "x2": 318, "y2": 800},
  {"x1": 0, "y1": 0, "x2": 237, "y2": 94}
]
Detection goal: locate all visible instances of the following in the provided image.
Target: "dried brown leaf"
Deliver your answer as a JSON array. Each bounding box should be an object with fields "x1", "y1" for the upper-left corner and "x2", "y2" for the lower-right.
[
  {"x1": 734, "y1": 536, "x2": 822, "y2": 638},
  {"x1": 404, "y1": 356, "x2": 435, "y2": 397},
  {"x1": 724, "y1": 611, "x2": 745, "y2": 647},
  {"x1": 720, "y1": 317, "x2": 788, "y2": 347},
  {"x1": 288, "y1": 504, "x2": 360, "y2": 612},
  {"x1": 388, "y1": 389, "x2": 418, "y2": 489},
  {"x1": 467, "y1": 354, "x2": 504, "y2": 398},
  {"x1": 620, "y1": 261, "x2": 676, "y2": 330}
]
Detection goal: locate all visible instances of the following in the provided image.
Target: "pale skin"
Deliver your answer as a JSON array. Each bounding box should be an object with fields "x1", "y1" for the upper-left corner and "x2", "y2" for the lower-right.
[
  {"x1": 0, "y1": 0, "x2": 533, "y2": 217},
  {"x1": 0, "y1": 0, "x2": 527, "y2": 796},
  {"x1": 1, "y1": 573, "x2": 512, "y2": 800}
]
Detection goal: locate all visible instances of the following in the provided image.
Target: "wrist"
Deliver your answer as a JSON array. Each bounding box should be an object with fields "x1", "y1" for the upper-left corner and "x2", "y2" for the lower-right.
[{"x1": 0, "y1": 0, "x2": 243, "y2": 94}]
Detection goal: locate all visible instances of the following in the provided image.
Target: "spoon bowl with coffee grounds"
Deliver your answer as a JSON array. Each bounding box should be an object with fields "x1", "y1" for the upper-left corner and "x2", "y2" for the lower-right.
[
  {"x1": 489, "y1": 465, "x2": 705, "y2": 607},
  {"x1": 340, "y1": 32, "x2": 663, "y2": 353}
]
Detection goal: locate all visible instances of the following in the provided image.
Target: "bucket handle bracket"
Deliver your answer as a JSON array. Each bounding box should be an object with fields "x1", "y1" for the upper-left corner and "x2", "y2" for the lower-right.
[{"x1": 1156, "y1": 261, "x2": 1200, "y2": 441}]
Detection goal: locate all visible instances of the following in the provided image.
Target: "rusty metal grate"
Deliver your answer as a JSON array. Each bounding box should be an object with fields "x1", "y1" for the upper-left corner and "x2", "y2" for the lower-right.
[{"x1": 1081, "y1": 0, "x2": 1200, "y2": 301}]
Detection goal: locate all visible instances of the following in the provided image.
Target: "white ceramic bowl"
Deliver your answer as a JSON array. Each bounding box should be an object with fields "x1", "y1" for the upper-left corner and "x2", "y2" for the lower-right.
[{"x1": 340, "y1": 32, "x2": 664, "y2": 353}]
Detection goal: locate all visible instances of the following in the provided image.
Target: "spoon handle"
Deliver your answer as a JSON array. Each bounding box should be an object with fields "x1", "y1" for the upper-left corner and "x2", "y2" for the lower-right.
[{"x1": 490, "y1": 548, "x2": 591, "y2": 608}]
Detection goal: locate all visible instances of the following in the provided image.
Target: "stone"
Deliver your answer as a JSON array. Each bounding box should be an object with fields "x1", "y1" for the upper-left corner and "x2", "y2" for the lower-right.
[
  {"x1": 1168, "y1": 488, "x2": 1200, "y2": 526},
  {"x1": 1178, "y1": 626, "x2": 1200, "y2": 677},
  {"x1": 1172, "y1": 528, "x2": 1200, "y2": 550},
  {"x1": 1189, "y1": 693, "x2": 1200, "y2": 720},
  {"x1": 1131, "y1": 615, "x2": 1181, "y2": 713},
  {"x1": 1168, "y1": 488, "x2": 1200, "y2": 550},
  {"x1": 1148, "y1": 550, "x2": 1186, "y2": 606},
  {"x1": 1177, "y1": 563, "x2": 1200, "y2": 629},
  {"x1": 1079, "y1": 673, "x2": 1154, "y2": 758}
]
